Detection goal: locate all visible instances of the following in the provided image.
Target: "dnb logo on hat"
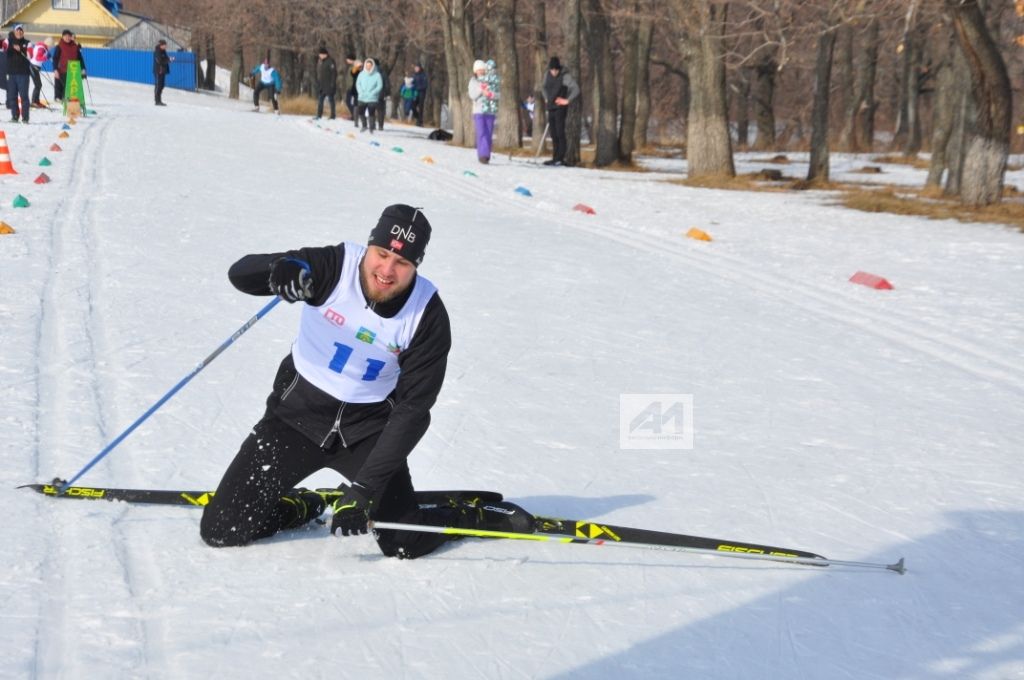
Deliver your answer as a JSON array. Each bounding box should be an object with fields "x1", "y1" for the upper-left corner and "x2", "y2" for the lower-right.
[{"x1": 368, "y1": 204, "x2": 431, "y2": 266}]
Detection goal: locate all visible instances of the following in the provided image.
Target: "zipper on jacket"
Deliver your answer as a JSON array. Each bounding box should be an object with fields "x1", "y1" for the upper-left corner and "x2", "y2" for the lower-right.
[{"x1": 321, "y1": 402, "x2": 348, "y2": 448}]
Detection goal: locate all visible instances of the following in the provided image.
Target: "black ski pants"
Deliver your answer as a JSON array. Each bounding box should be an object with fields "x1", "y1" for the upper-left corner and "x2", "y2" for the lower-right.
[
  {"x1": 200, "y1": 408, "x2": 452, "y2": 559},
  {"x1": 253, "y1": 81, "x2": 278, "y2": 110},
  {"x1": 549, "y1": 106, "x2": 568, "y2": 163},
  {"x1": 30, "y1": 66, "x2": 41, "y2": 104},
  {"x1": 356, "y1": 101, "x2": 377, "y2": 130},
  {"x1": 317, "y1": 92, "x2": 336, "y2": 119},
  {"x1": 154, "y1": 72, "x2": 166, "y2": 104}
]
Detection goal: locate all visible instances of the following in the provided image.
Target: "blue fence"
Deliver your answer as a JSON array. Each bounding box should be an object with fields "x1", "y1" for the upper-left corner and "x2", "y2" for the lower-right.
[{"x1": 42, "y1": 48, "x2": 196, "y2": 91}]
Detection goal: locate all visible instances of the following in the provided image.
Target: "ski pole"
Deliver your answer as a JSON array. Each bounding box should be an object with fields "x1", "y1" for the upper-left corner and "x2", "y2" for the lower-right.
[
  {"x1": 58, "y1": 296, "x2": 283, "y2": 493},
  {"x1": 84, "y1": 74, "x2": 95, "y2": 110},
  {"x1": 370, "y1": 521, "x2": 906, "y2": 574}
]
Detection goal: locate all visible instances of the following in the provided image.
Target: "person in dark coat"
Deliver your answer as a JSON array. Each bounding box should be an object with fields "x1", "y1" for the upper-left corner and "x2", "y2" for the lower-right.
[
  {"x1": 411, "y1": 63, "x2": 427, "y2": 126},
  {"x1": 375, "y1": 58, "x2": 390, "y2": 131},
  {"x1": 344, "y1": 53, "x2": 361, "y2": 125},
  {"x1": 315, "y1": 47, "x2": 337, "y2": 119},
  {"x1": 5, "y1": 25, "x2": 31, "y2": 123},
  {"x1": 51, "y1": 29, "x2": 86, "y2": 102},
  {"x1": 153, "y1": 39, "x2": 172, "y2": 106},
  {"x1": 541, "y1": 56, "x2": 580, "y2": 166}
]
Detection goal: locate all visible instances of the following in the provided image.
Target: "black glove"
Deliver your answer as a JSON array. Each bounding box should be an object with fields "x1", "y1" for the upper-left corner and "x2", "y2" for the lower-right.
[
  {"x1": 269, "y1": 258, "x2": 313, "y2": 302},
  {"x1": 331, "y1": 483, "x2": 373, "y2": 537}
]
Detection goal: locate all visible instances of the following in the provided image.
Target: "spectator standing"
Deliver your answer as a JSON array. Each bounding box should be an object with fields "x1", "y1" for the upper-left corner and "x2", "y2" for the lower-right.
[
  {"x1": 153, "y1": 39, "x2": 172, "y2": 106},
  {"x1": 51, "y1": 29, "x2": 85, "y2": 102},
  {"x1": 411, "y1": 63, "x2": 428, "y2": 126},
  {"x1": 251, "y1": 57, "x2": 282, "y2": 114},
  {"x1": 522, "y1": 94, "x2": 535, "y2": 137},
  {"x1": 467, "y1": 59, "x2": 499, "y2": 164},
  {"x1": 5, "y1": 24, "x2": 31, "y2": 123},
  {"x1": 355, "y1": 57, "x2": 382, "y2": 133},
  {"x1": 375, "y1": 58, "x2": 390, "y2": 131},
  {"x1": 344, "y1": 53, "x2": 361, "y2": 124},
  {"x1": 27, "y1": 37, "x2": 49, "y2": 108},
  {"x1": 542, "y1": 56, "x2": 580, "y2": 167},
  {"x1": 400, "y1": 75, "x2": 416, "y2": 123},
  {"x1": 315, "y1": 47, "x2": 337, "y2": 120}
]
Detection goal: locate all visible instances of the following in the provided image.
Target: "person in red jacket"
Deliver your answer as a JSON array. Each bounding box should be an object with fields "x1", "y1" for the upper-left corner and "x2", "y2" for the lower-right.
[{"x1": 51, "y1": 29, "x2": 86, "y2": 102}]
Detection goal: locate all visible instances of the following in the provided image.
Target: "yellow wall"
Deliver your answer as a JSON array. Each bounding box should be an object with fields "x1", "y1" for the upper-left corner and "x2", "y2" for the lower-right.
[{"x1": 9, "y1": 0, "x2": 125, "y2": 46}]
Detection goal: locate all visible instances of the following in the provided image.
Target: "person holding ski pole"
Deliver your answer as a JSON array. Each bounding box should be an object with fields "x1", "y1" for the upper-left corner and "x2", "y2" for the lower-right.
[
  {"x1": 27, "y1": 37, "x2": 49, "y2": 108},
  {"x1": 200, "y1": 205, "x2": 523, "y2": 558}
]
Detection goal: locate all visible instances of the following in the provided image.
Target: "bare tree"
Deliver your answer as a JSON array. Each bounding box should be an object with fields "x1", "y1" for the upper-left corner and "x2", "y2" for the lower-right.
[
  {"x1": 926, "y1": 22, "x2": 960, "y2": 188},
  {"x1": 618, "y1": 2, "x2": 641, "y2": 162},
  {"x1": 673, "y1": 0, "x2": 734, "y2": 178},
  {"x1": 564, "y1": 0, "x2": 583, "y2": 167},
  {"x1": 529, "y1": 0, "x2": 549, "y2": 154},
  {"x1": 634, "y1": 14, "x2": 655, "y2": 150},
  {"x1": 437, "y1": 0, "x2": 476, "y2": 145},
  {"x1": 854, "y1": 17, "x2": 880, "y2": 150},
  {"x1": 945, "y1": 0, "x2": 1012, "y2": 206},
  {"x1": 585, "y1": 0, "x2": 620, "y2": 166},
  {"x1": 488, "y1": 0, "x2": 522, "y2": 149},
  {"x1": 806, "y1": 6, "x2": 839, "y2": 183}
]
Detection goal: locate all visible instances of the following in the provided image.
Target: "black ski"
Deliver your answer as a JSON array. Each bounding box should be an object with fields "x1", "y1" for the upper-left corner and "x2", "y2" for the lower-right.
[
  {"x1": 18, "y1": 480, "x2": 502, "y2": 509},
  {"x1": 531, "y1": 514, "x2": 827, "y2": 563}
]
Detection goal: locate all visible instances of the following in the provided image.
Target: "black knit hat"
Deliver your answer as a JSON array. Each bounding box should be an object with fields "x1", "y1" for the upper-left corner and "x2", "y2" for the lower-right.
[
  {"x1": 548, "y1": 56, "x2": 561, "y2": 71},
  {"x1": 368, "y1": 204, "x2": 432, "y2": 266}
]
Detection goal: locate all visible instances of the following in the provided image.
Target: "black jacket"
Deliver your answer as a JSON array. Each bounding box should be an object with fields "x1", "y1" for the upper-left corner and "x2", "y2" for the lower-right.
[
  {"x1": 542, "y1": 68, "x2": 580, "y2": 111},
  {"x1": 5, "y1": 33, "x2": 30, "y2": 75},
  {"x1": 228, "y1": 243, "x2": 451, "y2": 496},
  {"x1": 412, "y1": 70, "x2": 428, "y2": 94},
  {"x1": 153, "y1": 46, "x2": 171, "y2": 76},
  {"x1": 316, "y1": 55, "x2": 337, "y2": 96}
]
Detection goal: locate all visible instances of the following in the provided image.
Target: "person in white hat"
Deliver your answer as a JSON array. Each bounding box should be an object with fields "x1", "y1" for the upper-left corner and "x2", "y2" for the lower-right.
[{"x1": 467, "y1": 58, "x2": 499, "y2": 163}]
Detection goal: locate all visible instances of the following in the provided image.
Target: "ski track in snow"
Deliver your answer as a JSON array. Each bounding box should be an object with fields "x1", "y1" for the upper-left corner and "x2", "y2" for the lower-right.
[{"x1": 312, "y1": 121, "x2": 1024, "y2": 397}]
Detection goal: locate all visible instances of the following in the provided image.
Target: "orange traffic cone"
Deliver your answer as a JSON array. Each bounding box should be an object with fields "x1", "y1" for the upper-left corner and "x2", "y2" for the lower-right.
[{"x1": 0, "y1": 131, "x2": 17, "y2": 175}]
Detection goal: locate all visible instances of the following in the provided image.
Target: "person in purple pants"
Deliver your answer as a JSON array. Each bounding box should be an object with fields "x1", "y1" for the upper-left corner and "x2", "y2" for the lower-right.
[{"x1": 468, "y1": 59, "x2": 499, "y2": 164}]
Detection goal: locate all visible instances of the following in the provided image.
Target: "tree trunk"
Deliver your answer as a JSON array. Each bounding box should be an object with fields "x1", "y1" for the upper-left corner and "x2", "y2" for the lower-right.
[
  {"x1": 946, "y1": 0, "x2": 1011, "y2": 205},
  {"x1": 634, "y1": 16, "x2": 654, "y2": 150},
  {"x1": 489, "y1": 0, "x2": 521, "y2": 150},
  {"x1": 751, "y1": 53, "x2": 776, "y2": 150},
  {"x1": 835, "y1": 24, "x2": 856, "y2": 151},
  {"x1": 944, "y1": 44, "x2": 972, "y2": 197},
  {"x1": 618, "y1": 3, "x2": 640, "y2": 163},
  {"x1": 855, "y1": 18, "x2": 879, "y2": 150},
  {"x1": 807, "y1": 27, "x2": 837, "y2": 183},
  {"x1": 229, "y1": 38, "x2": 242, "y2": 100},
  {"x1": 904, "y1": 23, "x2": 925, "y2": 156},
  {"x1": 926, "y1": 30, "x2": 960, "y2": 188},
  {"x1": 679, "y1": 0, "x2": 734, "y2": 178},
  {"x1": 733, "y1": 68, "x2": 751, "y2": 148},
  {"x1": 440, "y1": 2, "x2": 476, "y2": 145},
  {"x1": 191, "y1": 31, "x2": 204, "y2": 90},
  {"x1": 947, "y1": 0, "x2": 1011, "y2": 206},
  {"x1": 564, "y1": 0, "x2": 583, "y2": 167},
  {"x1": 585, "y1": 0, "x2": 619, "y2": 166},
  {"x1": 530, "y1": 0, "x2": 548, "y2": 155},
  {"x1": 203, "y1": 33, "x2": 217, "y2": 91}
]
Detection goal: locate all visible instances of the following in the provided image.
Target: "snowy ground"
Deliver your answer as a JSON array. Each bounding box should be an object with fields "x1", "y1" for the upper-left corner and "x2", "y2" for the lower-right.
[{"x1": 1, "y1": 79, "x2": 1023, "y2": 679}]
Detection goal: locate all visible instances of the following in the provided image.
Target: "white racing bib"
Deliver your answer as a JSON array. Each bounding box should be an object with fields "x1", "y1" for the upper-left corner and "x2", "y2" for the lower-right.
[{"x1": 291, "y1": 243, "x2": 437, "y2": 403}]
